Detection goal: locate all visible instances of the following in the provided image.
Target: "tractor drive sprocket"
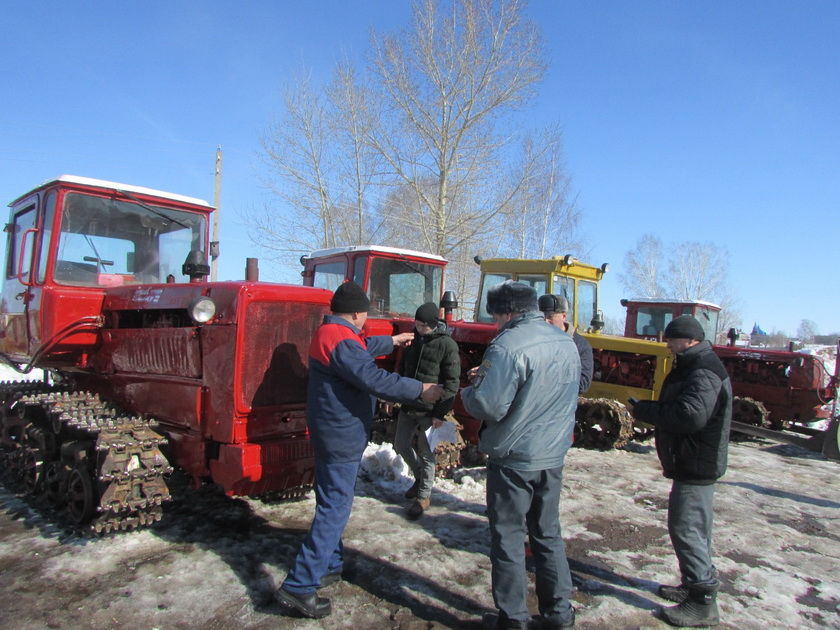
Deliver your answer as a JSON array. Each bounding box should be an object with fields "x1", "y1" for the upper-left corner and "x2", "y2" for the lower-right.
[
  {"x1": 0, "y1": 382, "x2": 172, "y2": 534},
  {"x1": 575, "y1": 397, "x2": 635, "y2": 450}
]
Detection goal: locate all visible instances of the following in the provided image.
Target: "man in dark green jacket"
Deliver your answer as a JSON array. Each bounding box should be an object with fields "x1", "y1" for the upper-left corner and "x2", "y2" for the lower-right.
[
  {"x1": 629, "y1": 315, "x2": 732, "y2": 628},
  {"x1": 394, "y1": 302, "x2": 461, "y2": 519}
]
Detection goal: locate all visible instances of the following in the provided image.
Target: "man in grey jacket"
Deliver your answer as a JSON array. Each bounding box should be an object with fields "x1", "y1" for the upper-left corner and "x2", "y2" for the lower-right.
[{"x1": 462, "y1": 281, "x2": 579, "y2": 630}]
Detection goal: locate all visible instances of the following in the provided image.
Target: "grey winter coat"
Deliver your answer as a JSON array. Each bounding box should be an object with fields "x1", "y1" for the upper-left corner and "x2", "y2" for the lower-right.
[{"x1": 461, "y1": 312, "x2": 580, "y2": 471}]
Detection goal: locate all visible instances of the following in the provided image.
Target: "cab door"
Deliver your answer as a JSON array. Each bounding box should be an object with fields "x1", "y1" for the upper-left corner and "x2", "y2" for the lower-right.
[{"x1": 1, "y1": 195, "x2": 42, "y2": 360}]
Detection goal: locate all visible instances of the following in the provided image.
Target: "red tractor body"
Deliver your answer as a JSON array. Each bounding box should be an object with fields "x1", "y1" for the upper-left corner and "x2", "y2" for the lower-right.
[
  {"x1": 1, "y1": 176, "x2": 333, "y2": 531},
  {"x1": 621, "y1": 298, "x2": 836, "y2": 427}
]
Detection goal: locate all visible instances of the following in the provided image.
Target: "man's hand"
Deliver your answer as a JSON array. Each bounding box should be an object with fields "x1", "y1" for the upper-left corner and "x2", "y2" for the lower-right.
[
  {"x1": 467, "y1": 366, "x2": 480, "y2": 383},
  {"x1": 420, "y1": 383, "x2": 444, "y2": 402},
  {"x1": 392, "y1": 332, "x2": 415, "y2": 347},
  {"x1": 431, "y1": 417, "x2": 445, "y2": 429}
]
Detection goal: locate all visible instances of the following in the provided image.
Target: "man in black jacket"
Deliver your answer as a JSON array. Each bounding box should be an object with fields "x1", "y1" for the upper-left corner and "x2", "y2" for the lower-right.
[
  {"x1": 628, "y1": 315, "x2": 732, "y2": 628},
  {"x1": 394, "y1": 302, "x2": 461, "y2": 519}
]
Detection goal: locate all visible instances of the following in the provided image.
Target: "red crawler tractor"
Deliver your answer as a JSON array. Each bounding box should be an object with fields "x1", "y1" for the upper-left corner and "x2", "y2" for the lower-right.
[
  {"x1": 621, "y1": 298, "x2": 839, "y2": 459},
  {"x1": 0, "y1": 176, "x2": 333, "y2": 532}
]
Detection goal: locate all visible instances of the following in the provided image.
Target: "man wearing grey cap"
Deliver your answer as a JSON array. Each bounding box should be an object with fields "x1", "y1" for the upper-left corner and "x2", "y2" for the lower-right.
[
  {"x1": 462, "y1": 281, "x2": 579, "y2": 630},
  {"x1": 538, "y1": 294, "x2": 594, "y2": 393},
  {"x1": 628, "y1": 314, "x2": 732, "y2": 628}
]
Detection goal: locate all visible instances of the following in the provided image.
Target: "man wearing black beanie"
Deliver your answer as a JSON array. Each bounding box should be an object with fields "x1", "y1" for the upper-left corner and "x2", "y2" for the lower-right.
[
  {"x1": 278, "y1": 282, "x2": 444, "y2": 619},
  {"x1": 394, "y1": 302, "x2": 460, "y2": 519},
  {"x1": 629, "y1": 315, "x2": 732, "y2": 627}
]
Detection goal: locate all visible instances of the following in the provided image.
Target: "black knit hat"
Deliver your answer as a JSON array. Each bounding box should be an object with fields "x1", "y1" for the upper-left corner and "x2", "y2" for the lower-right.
[
  {"x1": 538, "y1": 294, "x2": 569, "y2": 314},
  {"x1": 486, "y1": 281, "x2": 538, "y2": 315},
  {"x1": 415, "y1": 302, "x2": 440, "y2": 326},
  {"x1": 330, "y1": 281, "x2": 370, "y2": 313},
  {"x1": 664, "y1": 315, "x2": 705, "y2": 341}
]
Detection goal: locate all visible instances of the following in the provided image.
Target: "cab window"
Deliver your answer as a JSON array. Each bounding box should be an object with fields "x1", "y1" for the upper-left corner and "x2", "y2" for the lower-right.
[
  {"x1": 5, "y1": 204, "x2": 37, "y2": 279},
  {"x1": 636, "y1": 306, "x2": 673, "y2": 337},
  {"x1": 516, "y1": 274, "x2": 548, "y2": 298},
  {"x1": 36, "y1": 192, "x2": 57, "y2": 284},
  {"x1": 313, "y1": 261, "x2": 347, "y2": 291},
  {"x1": 553, "y1": 274, "x2": 574, "y2": 314},
  {"x1": 476, "y1": 273, "x2": 511, "y2": 323},
  {"x1": 352, "y1": 257, "x2": 367, "y2": 287},
  {"x1": 368, "y1": 257, "x2": 442, "y2": 317},
  {"x1": 697, "y1": 307, "x2": 719, "y2": 342},
  {"x1": 577, "y1": 280, "x2": 597, "y2": 330}
]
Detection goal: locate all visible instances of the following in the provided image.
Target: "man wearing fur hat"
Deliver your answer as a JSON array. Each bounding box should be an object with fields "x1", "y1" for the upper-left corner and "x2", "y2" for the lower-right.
[
  {"x1": 628, "y1": 314, "x2": 732, "y2": 627},
  {"x1": 394, "y1": 302, "x2": 461, "y2": 519},
  {"x1": 462, "y1": 281, "x2": 579, "y2": 630},
  {"x1": 277, "y1": 282, "x2": 444, "y2": 620}
]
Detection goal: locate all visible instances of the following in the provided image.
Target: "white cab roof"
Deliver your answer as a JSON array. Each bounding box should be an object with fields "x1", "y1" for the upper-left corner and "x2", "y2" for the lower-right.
[
  {"x1": 11, "y1": 175, "x2": 212, "y2": 208},
  {"x1": 305, "y1": 245, "x2": 446, "y2": 263},
  {"x1": 626, "y1": 297, "x2": 721, "y2": 309}
]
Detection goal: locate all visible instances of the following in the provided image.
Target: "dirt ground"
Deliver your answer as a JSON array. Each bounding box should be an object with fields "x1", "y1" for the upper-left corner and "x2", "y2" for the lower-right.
[{"x1": 1, "y1": 436, "x2": 838, "y2": 630}]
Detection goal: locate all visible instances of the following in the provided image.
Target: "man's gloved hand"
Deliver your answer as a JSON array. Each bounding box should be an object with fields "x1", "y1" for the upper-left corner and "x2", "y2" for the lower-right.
[{"x1": 420, "y1": 383, "x2": 444, "y2": 402}]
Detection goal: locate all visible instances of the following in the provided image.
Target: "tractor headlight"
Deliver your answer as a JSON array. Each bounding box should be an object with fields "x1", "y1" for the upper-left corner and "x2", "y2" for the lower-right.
[{"x1": 189, "y1": 296, "x2": 217, "y2": 324}]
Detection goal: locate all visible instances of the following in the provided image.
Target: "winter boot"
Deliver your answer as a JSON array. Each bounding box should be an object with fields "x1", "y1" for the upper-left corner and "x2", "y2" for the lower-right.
[
  {"x1": 659, "y1": 582, "x2": 719, "y2": 627},
  {"x1": 407, "y1": 497, "x2": 430, "y2": 519},
  {"x1": 404, "y1": 479, "x2": 421, "y2": 499},
  {"x1": 657, "y1": 583, "x2": 689, "y2": 603}
]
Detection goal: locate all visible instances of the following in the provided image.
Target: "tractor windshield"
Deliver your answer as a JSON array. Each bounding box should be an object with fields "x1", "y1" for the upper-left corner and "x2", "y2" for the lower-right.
[
  {"x1": 54, "y1": 193, "x2": 206, "y2": 287},
  {"x1": 367, "y1": 257, "x2": 442, "y2": 318}
]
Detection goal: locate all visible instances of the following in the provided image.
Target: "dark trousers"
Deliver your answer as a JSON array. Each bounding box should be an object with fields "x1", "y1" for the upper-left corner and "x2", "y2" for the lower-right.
[
  {"x1": 281, "y1": 457, "x2": 361, "y2": 594},
  {"x1": 486, "y1": 463, "x2": 574, "y2": 625},
  {"x1": 668, "y1": 480, "x2": 717, "y2": 585}
]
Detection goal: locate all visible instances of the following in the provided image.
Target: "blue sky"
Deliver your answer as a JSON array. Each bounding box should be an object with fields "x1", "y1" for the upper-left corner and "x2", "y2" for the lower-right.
[{"x1": 1, "y1": 1, "x2": 838, "y2": 336}]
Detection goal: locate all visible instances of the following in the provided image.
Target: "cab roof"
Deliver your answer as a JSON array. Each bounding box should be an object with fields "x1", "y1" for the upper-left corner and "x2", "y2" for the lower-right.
[
  {"x1": 10, "y1": 175, "x2": 213, "y2": 208},
  {"x1": 304, "y1": 245, "x2": 446, "y2": 263}
]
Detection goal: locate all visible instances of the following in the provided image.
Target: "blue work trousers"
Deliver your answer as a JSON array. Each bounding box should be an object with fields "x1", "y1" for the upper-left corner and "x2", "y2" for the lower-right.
[
  {"x1": 281, "y1": 457, "x2": 360, "y2": 594},
  {"x1": 486, "y1": 463, "x2": 574, "y2": 626}
]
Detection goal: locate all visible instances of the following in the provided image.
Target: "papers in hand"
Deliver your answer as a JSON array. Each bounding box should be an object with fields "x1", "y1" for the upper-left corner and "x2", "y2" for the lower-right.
[{"x1": 425, "y1": 421, "x2": 458, "y2": 452}]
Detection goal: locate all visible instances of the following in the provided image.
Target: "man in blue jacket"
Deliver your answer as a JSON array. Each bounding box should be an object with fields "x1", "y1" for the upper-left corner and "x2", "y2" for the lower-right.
[
  {"x1": 277, "y1": 281, "x2": 443, "y2": 619},
  {"x1": 462, "y1": 281, "x2": 580, "y2": 630}
]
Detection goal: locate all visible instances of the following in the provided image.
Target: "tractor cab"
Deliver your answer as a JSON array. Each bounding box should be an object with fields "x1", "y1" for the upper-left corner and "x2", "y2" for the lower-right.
[
  {"x1": 474, "y1": 255, "x2": 609, "y2": 331},
  {"x1": 300, "y1": 245, "x2": 447, "y2": 336},
  {"x1": 621, "y1": 298, "x2": 721, "y2": 343},
  {"x1": 1, "y1": 175, "x2": 213, "y2": 364}
]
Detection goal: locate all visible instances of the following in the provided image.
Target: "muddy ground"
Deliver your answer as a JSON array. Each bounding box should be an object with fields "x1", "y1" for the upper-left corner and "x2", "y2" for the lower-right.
[{"x1": 1, "y1": 437, "x2": 838, "y2": 630}]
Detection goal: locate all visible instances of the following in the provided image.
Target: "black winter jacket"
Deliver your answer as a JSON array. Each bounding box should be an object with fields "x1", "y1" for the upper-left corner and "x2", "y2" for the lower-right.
[
  {"x1": 570, "y1": 328, "x2": 594, "y2": 393},
  {"x1": 399, "y1": 322, "x2": 461, "y2": 417},
  {"x1": 633, "y1": 340, "x2": 732, "y2": 484}
]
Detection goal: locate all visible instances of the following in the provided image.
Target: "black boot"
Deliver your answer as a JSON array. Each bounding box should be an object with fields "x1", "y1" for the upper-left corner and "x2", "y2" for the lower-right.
[
  {"x1": 659, "y1": 582, "x2": 719, "y2": 627},
  {"x1": 276, "y1": 588, "x2": 331, "y2": 618},
  {"x1": 657, "y1": 583, "x2": 689, "y2": 603}
]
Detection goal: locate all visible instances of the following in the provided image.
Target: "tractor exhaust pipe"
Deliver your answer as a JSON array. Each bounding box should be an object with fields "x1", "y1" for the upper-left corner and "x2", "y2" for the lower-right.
[{"x1": 246, "y1": 258, "x2": 259, "y2": 282}]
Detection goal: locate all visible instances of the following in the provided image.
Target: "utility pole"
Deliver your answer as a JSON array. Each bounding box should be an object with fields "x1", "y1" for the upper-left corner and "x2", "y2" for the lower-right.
[{"x1": 211, "y1": 146, "x2": 222, "y2": 281}]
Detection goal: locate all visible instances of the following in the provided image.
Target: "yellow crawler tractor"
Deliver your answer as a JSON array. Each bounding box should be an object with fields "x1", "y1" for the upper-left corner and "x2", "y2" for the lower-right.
[{"x1": 473, "y1": 255, "x2": 672, "y2": 448}]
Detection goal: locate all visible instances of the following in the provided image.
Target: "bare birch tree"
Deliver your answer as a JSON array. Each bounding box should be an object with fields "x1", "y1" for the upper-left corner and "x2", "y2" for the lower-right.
[
  {"x1": 254, "y1": 0, "x2": 581, "y2": 302},
  {"x1": 497, "y1": 126, "x2": 582, "y2": 259},
  {"x1": 619, "y1": 234, "x2": 666, "y2": 298},
  {"x1": 252, "y1": 64, "x2": 382, "y2": 266},
  {"x1": 620, "y1": 234, "x2": 741, "y2": 338},
  {"x1": 368, "y1": 0, "x2": 545, "y2": 256}
]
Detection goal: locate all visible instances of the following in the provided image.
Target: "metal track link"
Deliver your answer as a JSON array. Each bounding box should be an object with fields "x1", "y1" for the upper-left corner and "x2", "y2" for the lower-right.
[{"x1": 0, "y1": 382, "x2": 172, "y2": 534}]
